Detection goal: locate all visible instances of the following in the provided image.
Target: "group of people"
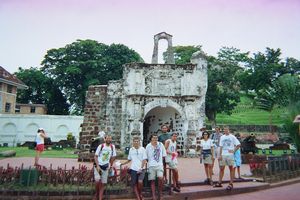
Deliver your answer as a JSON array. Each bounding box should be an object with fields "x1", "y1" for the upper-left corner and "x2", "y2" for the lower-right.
[
  {"x1": 93, "y1": 125, "x2": 242, "y2": 200},
  {"x1": 32, "y1": 124, "x2": 241, "y2": 200},
  {"x1": 93, "y1": 125, "x2": 179, "y2": 200},
  {"x1": 199, "y1": 126, "x2": 242, "y2": 190}
]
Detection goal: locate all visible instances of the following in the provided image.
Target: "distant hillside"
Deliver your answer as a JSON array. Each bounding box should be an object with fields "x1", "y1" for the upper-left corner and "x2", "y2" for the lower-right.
[{"x1": 215, "y1": 95, "x2": 286, "y2": 125}]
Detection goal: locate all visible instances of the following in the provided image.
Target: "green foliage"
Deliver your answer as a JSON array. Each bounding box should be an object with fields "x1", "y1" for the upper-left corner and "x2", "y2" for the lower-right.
[
  {"x1": 239, "y1": 48, "x2": 300, "y2": 93},
  {"x1": 41, "y1": 39, "x2": 143, "y2": 114},
  {"x1": 14, "y1": 67, "x2": 70, "y2": 115},
  {"x1": 205, "y1": 47, "x2": 249, "y2": 125},
  {"x1": 282, "y1": 102, "x2": 300, "y2": 150},
  {"x1": 164, "y1": 45, "x2": 202, "y2": 64}
]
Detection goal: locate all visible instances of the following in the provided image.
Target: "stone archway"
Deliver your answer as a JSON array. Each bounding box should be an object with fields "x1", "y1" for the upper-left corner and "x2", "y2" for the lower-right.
[{"x1": 142, "y1": 106, "x2": 185, "y2": 154}]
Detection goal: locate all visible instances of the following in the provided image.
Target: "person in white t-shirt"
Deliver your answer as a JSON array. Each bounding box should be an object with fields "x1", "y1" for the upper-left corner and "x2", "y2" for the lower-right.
[
  {"x1": 122, "y1": 136, "x2": 147, "y2": 200},
  {"x1": 200, "y1": 131, "x2": 214, "y2": 185},
  {"x1": 94, "y1": 134, "x2": 117, "y2": 200},
  {"x1": 214, "y1": 126, "x2": 241, "y2": 190},
  {"x1": 146, "y1": 134, "x2": 167, "y2": 200},
  {"x1": 165, "y1": 133, "x2": 180, "y2": 192}
]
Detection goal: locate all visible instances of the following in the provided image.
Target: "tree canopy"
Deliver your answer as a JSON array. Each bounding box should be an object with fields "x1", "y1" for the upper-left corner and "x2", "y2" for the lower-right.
[
  {"x1": 41, "y1": 39, "x2": 143, "y2": 114},
  {"x1": 14, "y1": 67, "x2": 69, "y2": 115}
]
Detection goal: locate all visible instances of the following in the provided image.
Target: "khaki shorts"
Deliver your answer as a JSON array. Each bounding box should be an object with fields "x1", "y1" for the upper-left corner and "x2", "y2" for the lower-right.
[
  {"x1": 213, "y1": 147, "x2": 220, "y2": 158},
  {"x1": 94, "y1": 166, "x2": 109, "y2": 183},
  {"x1": 148, "y1": 166, "x2": 164, "y2": 180},
  {"x1": 219, "y1": 154, "x2": 235, "y2": 167},
  {"x1": 166, "y1": 160, "x2": 178, "y2": 169}
]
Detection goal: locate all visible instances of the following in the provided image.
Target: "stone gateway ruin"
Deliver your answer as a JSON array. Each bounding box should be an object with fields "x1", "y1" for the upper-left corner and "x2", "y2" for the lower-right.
[{"x1": 79, "y1": 32, "x2": 208, "y2": 156}]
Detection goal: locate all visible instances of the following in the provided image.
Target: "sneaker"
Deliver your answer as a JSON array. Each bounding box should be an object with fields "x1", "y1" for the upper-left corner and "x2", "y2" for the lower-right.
[{"x1": 173, "y1": 187, "x2": 181, "y2": 192}]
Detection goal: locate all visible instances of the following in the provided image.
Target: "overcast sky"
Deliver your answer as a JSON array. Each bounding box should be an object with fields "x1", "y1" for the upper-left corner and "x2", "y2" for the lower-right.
[{"x1": 0, "y1": 0, "x2": 299, "y2": 73}]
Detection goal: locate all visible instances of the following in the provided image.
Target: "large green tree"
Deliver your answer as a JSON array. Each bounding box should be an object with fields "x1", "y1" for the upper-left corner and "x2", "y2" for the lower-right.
[
  {"x1": 239, "y1": 48, "x2": 300, "y2": 93},
  {"x1": 15, "y1": 67, "x2": 70, "y2": 115},
  {"x1": 41, "y1": 39, "x2": 143, "y2": 114},
  {"x1": 205, "y1": 47, "x2": 248, "y2": 126}
]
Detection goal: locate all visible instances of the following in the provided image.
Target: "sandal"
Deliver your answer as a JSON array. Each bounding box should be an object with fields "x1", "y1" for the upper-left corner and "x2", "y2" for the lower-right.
[
  {"x1": 213, "y1": 182, "x2": 223, "y2": 187},
  {"x1": 226, "y1": 183, "x2": 233, "y2": 190}
]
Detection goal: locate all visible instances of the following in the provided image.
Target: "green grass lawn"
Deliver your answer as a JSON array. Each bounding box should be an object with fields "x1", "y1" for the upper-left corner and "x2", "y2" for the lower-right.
[
  {"x1": 0, "y1": 147, "x2": 77, "y2": 159},
  {"x1": 215, "y1": 95, "x2": 286, "y2": 125}
]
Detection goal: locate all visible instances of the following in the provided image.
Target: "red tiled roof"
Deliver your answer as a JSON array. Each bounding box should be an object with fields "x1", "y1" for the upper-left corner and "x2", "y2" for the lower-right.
[{"x1": 0, "y1": 66, "x2": 27, "y2": 89}]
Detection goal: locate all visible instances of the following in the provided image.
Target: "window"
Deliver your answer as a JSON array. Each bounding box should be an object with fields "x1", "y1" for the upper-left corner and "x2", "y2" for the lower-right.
[
  {"x1": 0, "y1": 83, "x2": 2, "y2": 91},
  {"x1": 5, "y1": 103, "x2": 11, "y2": 112},
  {"x1": 30, "y1": 106, "x2": 36, "y2": 113},
  {"x1": 15, "y1": 105, "x2": 20, "y2": 113},
  {"x1": 7, "y1": 85, "x2": 13, "y2": 93}
]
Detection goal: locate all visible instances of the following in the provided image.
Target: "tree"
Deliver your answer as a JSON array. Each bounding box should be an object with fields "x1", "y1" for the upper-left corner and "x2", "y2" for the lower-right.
[
  {"x1": 14, "y1": 67, "x2": 69, "y2": 115},
  {"x1": 202, "y1": 47, "x2": 249, "y2": 126},
  {"x1": 166, "y1": 46, "x2": 246, "y2": 126},
  {"x1": 163, "y1": 45, "x2": 202, "y2": 64},
  {"x1": 254, "y1": 74, "x2": 300, "y2": 132},
  {"x1": 41, "y1": 40, "x2": 143, "y2": 114},
  {"x1": 239, "y1": 48, "x2": 300, "y2": 93}
]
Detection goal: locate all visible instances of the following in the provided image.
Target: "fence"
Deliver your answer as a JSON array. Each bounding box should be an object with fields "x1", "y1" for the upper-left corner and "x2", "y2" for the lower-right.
[
  {"x1": 0, "y1": 163, "x2": 131, "y2": 199},
  {"x1": 249, "y1": 154, "x2": 300, "y2": 183},
  {"x1": 0, "y1": 163, "x2": 174, "y2": 199}
]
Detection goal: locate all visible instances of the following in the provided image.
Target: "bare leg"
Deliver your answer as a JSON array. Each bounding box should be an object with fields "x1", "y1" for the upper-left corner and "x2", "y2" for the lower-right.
[
  {"x1": 237, "y1": 166, "x2": 241, "y2": 178},
  {"x1": 138, "y1": 181, "x2": 144, "y2": 199},
  {"x1": 229, "y1": 166, "x2": 234, "y2": 184},
  {"x1": 208, "y1": 164, "x2": 213, "y2": 181},
  {"x1": 204, "y1": 164, "x2": 209, "y2": 179},
  {"x1": 158, "y1": 177, "x2": 163, "y2": 199},
  {"x1": 212, "y1": 158, "x2": 215, "y2": 174},
  {"x1": 99, "y1": 182, "x2": 105, "y2": 200},
  {"x1": 133, "y1": 185, "x2": 140, "y2": 200},
  {"x1": 151, "y1": 180, "x2": 157, "y2": 200},
  {"x1": 219, "y1": 166, "x2": 225, "y2": 184},
  {"x1": 94, "y1": 181, "x2": 100, "y2": 200},
  {"x1": 34, "y1": 151, "x2": 41, "y2": 165},
  {"x1": 173, "y1": 169, "x2": 179, "y2": 188}
]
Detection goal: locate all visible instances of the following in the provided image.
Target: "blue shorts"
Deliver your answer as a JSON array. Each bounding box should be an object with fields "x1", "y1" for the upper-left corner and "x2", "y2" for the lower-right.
[{"x1": 234, "y1": 149, "x2": 241, "y2": 167}]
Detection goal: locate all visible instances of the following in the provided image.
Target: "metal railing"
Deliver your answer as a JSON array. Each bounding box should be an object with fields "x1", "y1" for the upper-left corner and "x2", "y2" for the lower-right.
[{"x1": 249, "y1": 154, "x2": 300, "y2": 183}]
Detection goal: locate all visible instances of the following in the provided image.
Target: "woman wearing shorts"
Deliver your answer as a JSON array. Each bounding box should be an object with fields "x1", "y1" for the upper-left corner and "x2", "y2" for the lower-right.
[{"x1": 200, "y1": 131, "x2": 214, "y2": 185}]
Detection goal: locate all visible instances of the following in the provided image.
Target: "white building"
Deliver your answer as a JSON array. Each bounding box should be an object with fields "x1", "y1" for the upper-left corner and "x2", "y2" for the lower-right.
[{"x1": 0, "y1": 114, "x2": 83, "y2": 146}]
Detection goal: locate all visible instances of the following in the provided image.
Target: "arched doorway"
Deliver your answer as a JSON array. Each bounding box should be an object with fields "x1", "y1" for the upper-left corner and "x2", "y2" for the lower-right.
[{"x1": 143, "y1": 106, "x2": 184, "y2": 147}]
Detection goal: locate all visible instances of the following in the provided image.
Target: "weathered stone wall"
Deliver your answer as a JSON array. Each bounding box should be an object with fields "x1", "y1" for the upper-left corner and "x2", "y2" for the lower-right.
[
  {"x1": 106, "y1": 81, "x2": 123, "y2": 149},
  {"x1": 79, "y1": 85, "x2": 107, "y2": 150}
]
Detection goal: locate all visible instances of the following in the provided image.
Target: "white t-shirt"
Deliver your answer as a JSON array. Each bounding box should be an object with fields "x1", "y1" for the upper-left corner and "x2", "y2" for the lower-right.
[
  {"x1": 200, "y1": 139, "x2": 213, "y2": 150},
  {"x1": 95, "y1": 144, "x2": 117, "y2": 166},
  {"x1": 219, "y1": 134, "x2": 241, "y2": 156},
  {"x1": 146, "y1": 142, "x2": 167, "y2": 167},
  {"x1": 36, "y1": 133, "x2": 45, "y2": 145},
  {"x1": 165, "y1": 139, "x2": 178, "y2": 164},
  {"x1": 128, "y1": 146, "x2": 147, "y2": 171}
]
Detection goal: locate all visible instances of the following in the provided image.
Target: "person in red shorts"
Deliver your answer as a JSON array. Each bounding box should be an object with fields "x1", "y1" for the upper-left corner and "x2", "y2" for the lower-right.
[{"x1": 34, "y1": 128, "x2": 47, "y2": 166}]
